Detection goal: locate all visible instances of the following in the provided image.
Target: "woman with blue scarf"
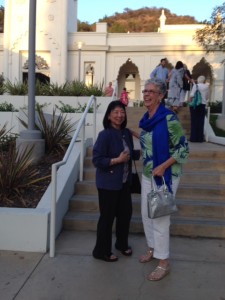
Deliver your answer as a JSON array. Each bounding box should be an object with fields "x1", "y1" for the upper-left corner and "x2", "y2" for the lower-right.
[{"x1": 131, "y1": 78, "x2": 189, "y2": 281}]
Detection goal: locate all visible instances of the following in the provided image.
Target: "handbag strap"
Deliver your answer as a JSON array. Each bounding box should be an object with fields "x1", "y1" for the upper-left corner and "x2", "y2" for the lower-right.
[
  {"x1": 151, "y1": 176, "x2": 167, "y2": 192},
  {"x1": 133, "y1": 160, "x2": 138, "y2": 173}
]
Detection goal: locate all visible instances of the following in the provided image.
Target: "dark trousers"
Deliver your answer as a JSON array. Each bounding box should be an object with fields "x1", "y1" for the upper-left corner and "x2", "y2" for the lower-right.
[
  {"x1": 190, "y1": 104, "x2": 206, "y2": 142},
  {"x1": 93, "y1": 182, "x2": 132, "y2": 258}
]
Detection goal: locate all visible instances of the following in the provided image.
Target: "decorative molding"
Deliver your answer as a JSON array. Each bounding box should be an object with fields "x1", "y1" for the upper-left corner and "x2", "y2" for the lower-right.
[
  {"x1": 48, "y1": 15, "x2": 54, "y2": 21},
  {"x1": 23, "y1": 55, "x2": 49, "y2": 70}
]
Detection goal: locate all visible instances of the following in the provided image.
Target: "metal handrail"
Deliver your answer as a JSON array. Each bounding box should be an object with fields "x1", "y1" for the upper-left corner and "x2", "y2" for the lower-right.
[{"x1": 49, "y1": 95, "x2": 97, "y2": 258}]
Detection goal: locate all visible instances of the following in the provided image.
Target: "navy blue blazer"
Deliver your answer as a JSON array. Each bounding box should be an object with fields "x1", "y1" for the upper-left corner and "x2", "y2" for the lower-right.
[{"x1": 92, "y1": 127, "x2": 140, "y2": 190}]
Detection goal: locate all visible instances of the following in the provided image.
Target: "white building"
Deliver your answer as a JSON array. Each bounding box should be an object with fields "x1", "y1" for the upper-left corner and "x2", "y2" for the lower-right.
[{"x1": 0, "y1": 0, "x2": 224, "y2": 103}]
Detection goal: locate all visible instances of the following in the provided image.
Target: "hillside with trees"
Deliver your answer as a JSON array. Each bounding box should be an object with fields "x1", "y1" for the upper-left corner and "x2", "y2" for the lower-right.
[{"x1": 78, "y1": 7, "x2": 201, "y2": 32}]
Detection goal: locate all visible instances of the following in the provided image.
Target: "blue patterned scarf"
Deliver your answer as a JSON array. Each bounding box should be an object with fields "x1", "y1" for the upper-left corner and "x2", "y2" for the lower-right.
[{"x1": 139, "y1": 104, "x2": 175, "y2": 192}]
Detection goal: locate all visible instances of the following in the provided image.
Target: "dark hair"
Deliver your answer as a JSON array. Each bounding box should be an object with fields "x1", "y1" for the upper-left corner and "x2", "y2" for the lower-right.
[
  {"x1": 175, "y1": 61, "x2": 183, "y2": 70},
  {"x1": 103, "y1": 100, "x2": 127, "y2": 129},
  {"x1": 160, "y1": 58, "x2": 167, "y2": 63}
]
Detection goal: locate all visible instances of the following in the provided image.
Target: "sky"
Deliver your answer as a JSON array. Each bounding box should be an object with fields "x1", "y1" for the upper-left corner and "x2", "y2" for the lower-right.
[
  {"x1": 77, "y1": 0, "x2": 223, "y2": 23},
  {"x1": 0, "y1": 0, "x2": 223, "y2": 23}
]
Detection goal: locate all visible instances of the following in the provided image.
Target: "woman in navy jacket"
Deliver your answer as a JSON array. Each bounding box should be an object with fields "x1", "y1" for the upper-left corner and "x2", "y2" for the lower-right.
[{"x1": 92, "y1": 100, "x2": 140, "y2": 262}]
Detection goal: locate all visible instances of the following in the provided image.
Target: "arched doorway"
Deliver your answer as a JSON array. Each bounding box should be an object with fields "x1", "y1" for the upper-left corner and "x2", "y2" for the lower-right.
[
  {"x1": 117, "y1": 59, "x2": 140, "y2": 105},
  {"x1": 192, "y1": 57, "x2": 214, "y2": 85},
  {"x1": 192, "y1": 57, "x2": 214, "y2": 100}
]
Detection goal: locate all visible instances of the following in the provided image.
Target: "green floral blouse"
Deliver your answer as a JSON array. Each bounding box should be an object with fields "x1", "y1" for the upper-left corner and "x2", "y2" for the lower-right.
[{"x1": 140, "y1": 114, "x2": 189, "y2": 179}]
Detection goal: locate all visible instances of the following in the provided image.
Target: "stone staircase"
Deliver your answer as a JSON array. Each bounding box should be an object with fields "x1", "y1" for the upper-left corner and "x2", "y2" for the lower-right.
[{"x1": 63, "y1": 107, "x2": 225, "y2": 238}]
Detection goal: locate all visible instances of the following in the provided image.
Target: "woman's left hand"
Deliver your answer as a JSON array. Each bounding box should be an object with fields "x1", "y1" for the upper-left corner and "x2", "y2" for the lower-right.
[{"x1": 152, "y1": 164, "x2": 165, "y2": 177}]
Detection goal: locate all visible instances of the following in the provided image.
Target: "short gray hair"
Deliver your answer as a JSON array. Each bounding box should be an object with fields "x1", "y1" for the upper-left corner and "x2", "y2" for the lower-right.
[
  {"x1": 144, "y1": 78, "x2": 167, "y2": 95},
  {"x1": 197, "y1": 75, "x2": 206, "y2": 83}
]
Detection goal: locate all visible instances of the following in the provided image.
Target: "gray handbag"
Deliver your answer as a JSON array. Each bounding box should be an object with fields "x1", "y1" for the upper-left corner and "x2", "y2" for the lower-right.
[{"x1": 147, "y1": 176, "x2": 178, "y2": 219}]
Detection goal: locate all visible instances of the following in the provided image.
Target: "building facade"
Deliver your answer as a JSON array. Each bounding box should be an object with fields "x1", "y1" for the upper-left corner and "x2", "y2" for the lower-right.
[{"x1": 0, "y1": 0, "x2": 224, "y2": 103}]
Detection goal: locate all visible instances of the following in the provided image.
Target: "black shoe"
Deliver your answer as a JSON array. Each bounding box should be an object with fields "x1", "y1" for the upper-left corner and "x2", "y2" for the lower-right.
[
  {"x1": 115, "y1": 244, "x2": 132, "y2": 256},
  {"x1": 93, "y1": 252, "x2": 118, "y2": 262}
]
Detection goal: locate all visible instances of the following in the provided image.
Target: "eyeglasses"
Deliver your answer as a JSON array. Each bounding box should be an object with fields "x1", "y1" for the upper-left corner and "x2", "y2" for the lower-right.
[{"x1": 142, "y1": 89, "x2": 161, "y2": 95}]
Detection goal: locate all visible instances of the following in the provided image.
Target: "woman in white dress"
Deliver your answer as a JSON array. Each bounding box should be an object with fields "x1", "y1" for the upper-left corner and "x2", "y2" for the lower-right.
[{"x1": 167, "y1": 61, "x2": 184, "y2": 113}]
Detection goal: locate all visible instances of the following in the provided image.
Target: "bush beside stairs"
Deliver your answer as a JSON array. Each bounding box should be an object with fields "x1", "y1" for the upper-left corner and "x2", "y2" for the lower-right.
[{"x1": 63, "y1": 106, "x2": 225, "y2": 238}]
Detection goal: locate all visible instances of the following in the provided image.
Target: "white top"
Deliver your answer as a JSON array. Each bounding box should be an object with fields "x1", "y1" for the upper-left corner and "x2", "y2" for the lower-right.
[{"x1": 190, "y1": 83, "x2": 210, "y2": 105}]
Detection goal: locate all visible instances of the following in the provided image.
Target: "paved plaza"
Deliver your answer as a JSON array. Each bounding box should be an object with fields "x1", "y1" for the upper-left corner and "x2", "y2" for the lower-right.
[{"x1": 1, "y1": 231, "x2": 225, "y2": 300}]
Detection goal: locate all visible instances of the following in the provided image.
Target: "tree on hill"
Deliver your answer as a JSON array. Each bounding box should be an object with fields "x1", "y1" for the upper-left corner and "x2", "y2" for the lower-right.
[
  {"x1": 78, "y1": 7, "x2": 199, "y2": 33},
  {"x1": 0, "y1": 6, "x2": 4, "y2": 33},
  {"x1": 194, "y1": 2, "x2": 225, "y2": 53},
  {"x1": 194, "y1": 3, "x2": 225, "y2": 121}
]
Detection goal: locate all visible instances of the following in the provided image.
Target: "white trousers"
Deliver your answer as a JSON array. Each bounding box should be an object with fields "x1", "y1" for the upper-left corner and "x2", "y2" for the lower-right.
[{"x1": 141, "y1": 174, "x2": 180, "y2": 260}]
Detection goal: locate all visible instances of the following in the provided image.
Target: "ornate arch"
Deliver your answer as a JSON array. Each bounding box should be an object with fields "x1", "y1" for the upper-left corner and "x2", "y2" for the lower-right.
[
  {"x1": 117, "y1": 58, "x2": 140, "y2": 101},
  {"x1": 192, "y1": 57, "x2": 214, "y2": 85},
  {"x1": 23, "y1": 55, "x2": 49, "y2": 70}
]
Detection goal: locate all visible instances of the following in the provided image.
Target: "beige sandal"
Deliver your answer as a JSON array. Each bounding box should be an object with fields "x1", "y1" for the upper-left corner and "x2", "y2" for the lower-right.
[
  {"x1": 139, "y1": 248, "x2": 154, "y2": 263},
  {"x1": 147, "y1": 264, "x2": 170, "y2": 281}
]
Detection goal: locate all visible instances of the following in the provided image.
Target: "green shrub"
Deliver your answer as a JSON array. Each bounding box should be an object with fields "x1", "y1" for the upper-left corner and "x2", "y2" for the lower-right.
[
  {"x1": 4, "y1": 80, "x2": 28, "y2": 95},
  {"x1": 0, "y1": 101, "x2": 18, "y2": 111},
  {"x1": 44, "y1": 82, "x2": 71, "y2": 96},
  {"x1": 0, "y1": 123, "x2": 18, "y2": 151},
  {"x1": 69, "y1": 81, "x2": 87, "y2": 96},
  {"x1": 208, "y1": 101, "x2": 222, "y2": 114},
  {"x1": 210, "y1": 114, "x2": 225, "y2": 137},
  {"x1": 0, "y1": 133, "x2": 18, "y2": 151},
  {"x1": 0, "y1": 144, "x2": 49, "y2": 207},
  {"x1": 1, "y1": 79, "x2": 105, "y2": 96},
  {"x1": 85, "y1": 82, "x2": 104, "y2": 96},
  {"x1": 18, "y1": 104, "x2": 78, "y2": 154},
  {"x1": 56, "y1": 100, "x2": 101, "y2": 113}
]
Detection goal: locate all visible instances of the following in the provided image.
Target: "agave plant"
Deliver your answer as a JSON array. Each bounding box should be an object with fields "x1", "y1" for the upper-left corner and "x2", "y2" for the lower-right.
[
  {"x1": 0, "y1": 123, "x2": 7, "y2": 138},
  {"x1": 18, "y1": 104, "x2": 77, "y2": 154},
  {"x1": 45, "y1": 82, "x2": 71, "y2": 96},
  {"x1": 4, "y1": 79, "x2": 28, "y2": 95},
  {"x1": 85, "y1": 82, "x2": 104, "y2": 96},
  {"x1": 0, "y1": 144, "x2": 50, "y2": 207},
  {"x1": 69, "y1": 80, "x2": 88, "y2": 96}
]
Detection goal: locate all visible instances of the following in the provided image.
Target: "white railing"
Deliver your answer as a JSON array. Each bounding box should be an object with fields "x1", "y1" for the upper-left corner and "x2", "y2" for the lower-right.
[
  {"x1": 49, "y1": 95, "x2": 97, "y2": 258},
  {"x1": 205, "y1": 106, "x2": 211, "y2": 142}
]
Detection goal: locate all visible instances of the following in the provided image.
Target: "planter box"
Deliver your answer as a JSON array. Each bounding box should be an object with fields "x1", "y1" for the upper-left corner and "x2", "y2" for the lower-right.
[
  {"x1": 0, "y1": 112, "x2": 20, "y2": 134},
  {"x1": 0, "y1": 95, "x2": 111, "y2": 114},
  {"x1": 0, "y1": 138, "x2": 92, "y2": 252},
  {"x1": 0, "y1": 111, "x2": 104, "y2": 138}
]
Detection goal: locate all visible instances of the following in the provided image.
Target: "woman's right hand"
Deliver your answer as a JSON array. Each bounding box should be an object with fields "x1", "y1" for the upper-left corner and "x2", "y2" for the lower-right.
[{"x1": 118, "y1": 150, "x2": 130, "y2": 163}]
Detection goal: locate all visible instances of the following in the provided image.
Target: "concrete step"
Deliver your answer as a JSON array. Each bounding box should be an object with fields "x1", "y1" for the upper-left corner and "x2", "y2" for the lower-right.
[
  {"x1": 183, "y1": 160, "x2": 225, "y2": 171},
  {"x1": 63, "y1": 105, "x2": 225, "y2": 239},
  {"x1": 63, "y1": 211, "x2": 143, "y2": 233},
  {"x1": 69, "y1": 194, "x2": 141, "y2": 214},
  {"x1": 68, "y1": 194, "x2": 225, "y2": 219},
  {"x1": 63, "y1": 211, "x2": 225, "y2": 238},
  {"x1": 180, "y1": 171, "x2": 225, "y2": 185},
  {"x1": 170, "y1": 216, "x2": 225, "y2": 238},
  {"x1": 83, "y1": 168, "x2": 225, "y2": 185},
  {"x1": 176, "y1": 183, "x2": 225, "y2": 201},
  {"x1": 176, "y1": 199, "x2": 225, "y2": 219},
  {"x1": 75, "y1": 180, "x2": 225, "y2": 201}
]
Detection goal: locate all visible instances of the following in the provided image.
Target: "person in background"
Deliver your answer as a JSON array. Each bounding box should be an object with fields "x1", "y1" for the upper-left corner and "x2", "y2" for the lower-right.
[
  {"x1": 150, "y1": 58, "x2": 169, "y2": 104},
  {"x1": 104, "y1": 81, "x2": 114, "y2": 97},
  {"x1": 188, "y1": 75, "x2": 210, "y2": 142},
  {"x1": 150, "y1": 58, "x2": 169, "y2": 84},
  {"x1": 92, "y1": 100, "x2": 140, "y2": 262},
  {"x1": 180, "y1": 64, "x2": 194, "y2": 107},
  {"x1": 120, "y1": 87, "x2": 129, "y2": 106},
  {"x1": 167, "y1": 61, "x2": 185, "y2": 113},
  {"x1": 131, "y1": 78, "x2": 189, "y2": 281}
]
